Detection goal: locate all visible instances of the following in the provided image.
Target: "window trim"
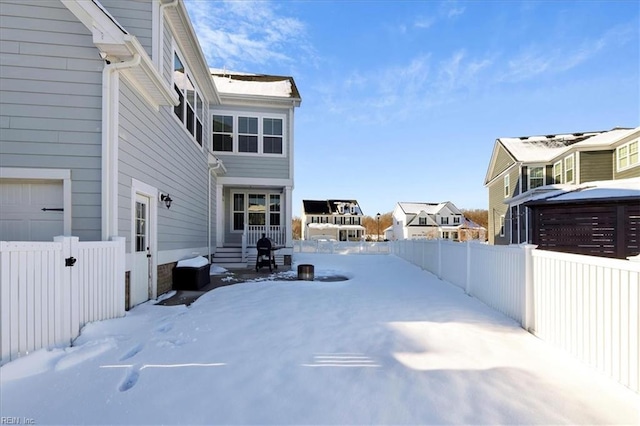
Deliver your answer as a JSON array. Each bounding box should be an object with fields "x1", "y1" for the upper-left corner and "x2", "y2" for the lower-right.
[
  {"x1": 499, "y1": 215, "x2": 505, "y2": 237},
  {"x1": 528, "y1": 165, "x2": 545, "y2": 190},
  {"x1": 504, "y1": 175, "x2": 510, "y2": 198},
  {"x1": 553, "y1": 161, "x2": 562, "y2": 184},
  {"x1": 211, "y1": 110, "x2": 287, "y2": 156},
  {"x1": 172, "y1": 47, "x2": 205, "y2": 149},
  {"x1": 564, "y1": 154, "x2": 574, "y2": 184},
  {"x1": 617, "y1": 139, "x2": 639, "y2": 171}
]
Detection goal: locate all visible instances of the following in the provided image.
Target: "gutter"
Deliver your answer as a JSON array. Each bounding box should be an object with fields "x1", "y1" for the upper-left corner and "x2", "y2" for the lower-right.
[{"x1": 102, "y1": 54, "x2": 141, "y2": 240}]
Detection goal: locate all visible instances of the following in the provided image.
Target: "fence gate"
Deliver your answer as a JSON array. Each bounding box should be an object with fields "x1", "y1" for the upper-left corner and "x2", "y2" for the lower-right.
[{"x1": 0, "y1": 236, "x2": 125, "y2": 365}]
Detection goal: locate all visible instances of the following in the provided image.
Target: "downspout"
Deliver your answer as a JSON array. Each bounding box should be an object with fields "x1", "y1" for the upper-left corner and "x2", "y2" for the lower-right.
[
  {"x1": 208, "y1": 160, "x2": 224, "y2": 263},
  {"x1": 101, "y1": 54, "x2": 141, "y2": 240}
]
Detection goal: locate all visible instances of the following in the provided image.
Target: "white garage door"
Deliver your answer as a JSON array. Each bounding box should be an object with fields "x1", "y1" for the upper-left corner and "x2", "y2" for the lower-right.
[{"x1": 0, "y1": 179, "x2": 64, "y2": 241}]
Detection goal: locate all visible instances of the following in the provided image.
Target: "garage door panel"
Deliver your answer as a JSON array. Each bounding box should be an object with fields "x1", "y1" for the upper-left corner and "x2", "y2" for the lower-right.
[{"x1": 0, "y1": 180, "x2": 64, "y2": 241}]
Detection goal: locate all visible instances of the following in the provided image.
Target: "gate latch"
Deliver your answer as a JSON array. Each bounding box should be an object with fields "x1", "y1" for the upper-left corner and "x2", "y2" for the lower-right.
[{"x1": 65, "y1": 257, "x2": 77, "y2": 267}]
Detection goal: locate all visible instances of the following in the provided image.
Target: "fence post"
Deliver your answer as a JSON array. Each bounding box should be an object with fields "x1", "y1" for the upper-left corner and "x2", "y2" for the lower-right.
[
  {"x1": 465, "y1": 241, "x2": 472, "y2": 295},
  {"x1": 437, "y1": 239, "x2": 442, "y2": 279},
  {"x1": 111, "y1": 236, "x2": 127, "y2": 317},
  {"x1": 522, "y1": 244, "x2": 537, "y2": 332},
  {"x1": 54, "y1": 236, "x2": 78, "y2": 346}
]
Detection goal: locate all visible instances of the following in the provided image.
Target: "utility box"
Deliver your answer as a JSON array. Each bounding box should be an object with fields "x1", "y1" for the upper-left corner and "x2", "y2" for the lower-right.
[{"x1": 172, "y1": 256, "x2": 210, "y2": 290}]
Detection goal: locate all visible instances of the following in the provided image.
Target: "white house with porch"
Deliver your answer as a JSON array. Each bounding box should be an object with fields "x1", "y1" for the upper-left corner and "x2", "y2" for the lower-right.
[
  {"x1": 301, "y1": 199, "x2": 366, "y2": 241},
  {"x1": 391, "y1": 201, "x2": 483, "y2": 241}
]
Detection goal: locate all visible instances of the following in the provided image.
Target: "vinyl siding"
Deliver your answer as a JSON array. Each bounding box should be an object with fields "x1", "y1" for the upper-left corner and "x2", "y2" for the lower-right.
[
  {"x1": 488, "y1": 165, "x2": 519, "y2": 245},
  {"x1": 615, "y1": 163, "x2": 640, "y2": 179},
  {"x1": 117, "y1": 79, "x2": 213, "y2": 253},
  {"x1": 487, "y1": 144, "x2": 515, "y2": 183},
  {"x1": 100, "y1": 0, "x2": 153, "y2": 57},
  {"x1": 0, "y1": 0, "x2": 103, "y2": 240},
  {"x1": 214, "y1": 155, "x2": 290, "y2": 179},
  {"x1": 579, "y1": 150, "x2": 613, "y2": 183}
]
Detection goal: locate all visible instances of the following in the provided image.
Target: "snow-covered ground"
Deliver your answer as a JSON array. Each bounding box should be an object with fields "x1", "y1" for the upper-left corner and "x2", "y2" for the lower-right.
[{"x1": 1, "y1": 253, "x2": 638, "y2": 425}]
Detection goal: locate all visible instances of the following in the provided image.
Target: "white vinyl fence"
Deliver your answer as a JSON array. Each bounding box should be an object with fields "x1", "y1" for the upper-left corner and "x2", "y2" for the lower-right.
[
  {"x1": 391, "y1": 239, "x2": 640, "y2": 393},
  {"x1": 1, "y1": 236, "x2": 126, "y2": 365},
  {"x1": 294, "y1": 240, "x2": 391, "y2": 254}
]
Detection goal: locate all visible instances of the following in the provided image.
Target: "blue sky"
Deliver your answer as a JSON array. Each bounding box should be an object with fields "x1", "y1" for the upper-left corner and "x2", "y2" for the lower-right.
[{"x1": 184, "y1": 0, "x2": 639, "y2": 217}]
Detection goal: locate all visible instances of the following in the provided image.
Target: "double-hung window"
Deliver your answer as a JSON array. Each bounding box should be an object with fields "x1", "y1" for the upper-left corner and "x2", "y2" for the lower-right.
[
  {"x1": 211, "y1": 113, "x2": 285, "y2": 155},
  {"x1": 441, "y1": 217, "x2": 449, "y2": 225},
  {"x1": 529, "y1": 166, "x2": 544, "y2": 190},
  {"x1": 564, "y1": 155, "x2": 574, "y2": 183},
  {"x1": 238, "y1": 117, "x2": 258, "y2": 153},
  {"x1": 263, "y1": 118, "x2": 283, "y2": 154},
  {"x1": 617, "y1": 140, "x2": 638, "y2": 170},
  {"x1": 504, "y1": 175, "x2": 510, "y2": 198},
  {"x1": 453, "y1": 216, "x2": 460, "y2": 224},
  {"x1": 173, "y1": 52, "x2": 204, "y2": 146},
  {"x1": 212, "y1": 115, "x2": 233, "y2": 151},
  {"x1": 553, "y1": 161, "x2": 562, "y2": 184},
  {"x1": 418, "y1": 217, "x2": 427, "y2": 225}
]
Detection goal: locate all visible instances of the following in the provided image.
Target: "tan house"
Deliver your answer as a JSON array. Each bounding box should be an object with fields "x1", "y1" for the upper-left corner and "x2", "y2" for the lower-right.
[{"x1": 484, "y1": 127, "x2": 639, "y2": 245}]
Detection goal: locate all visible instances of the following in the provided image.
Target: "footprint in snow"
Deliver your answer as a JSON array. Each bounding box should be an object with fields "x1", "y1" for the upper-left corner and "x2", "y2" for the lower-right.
[
  {"x1": 119, "y1": 343, "x2": 143, "y2": 361},
  {"x1": 119, "y1": 366, "x2": 140, "y2": 392}
]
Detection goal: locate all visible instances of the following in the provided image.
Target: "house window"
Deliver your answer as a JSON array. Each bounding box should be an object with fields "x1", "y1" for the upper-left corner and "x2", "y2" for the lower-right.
[
  {"x1": 233, "y1": 192, "x2": 281, "y2": 231},
  {"x1": 419, "y1": 217, "x2": 427, "y2": 225},
  {"x1": 453, "y1": 216, "x2": 460, "y2": 224},
  {"x1": 504, "y1": 175, "x2": 510, "y2": 198},
  {"x1": 564, "y1": 155, "x2": 574, "y2": 183},
  {"x1": 233, "y1": 194, "x2": 244, "y2": 230},
  {"x1": 248, "y1": 194, "x2": 266, "y2": 225},
  {"x1": 617, "y1": 140, "x2": 638, "y2": 170},
  {"x1": 239, "y1": 117, "x2": 258, "y2": 153},
  {"x1": 173, "y1": 52, "x2": 204, "y2": 146},
  {"x1": 452, "y1": 231, "x2": 459, "y2": 241},
  {"x1": 442, "y1": 231, "x2": 450, "y2": 239},
  {"x1": 269, "y1": 194, "x2": 281, "y2": 226},
  {"x1": 529, "y1": 166, "x2": 544, "y2": 190},
  {"x1": 441, "y1": 217, "x2": 449, "y2": 225},
  {"x1": 499, "y1": 215, "x2": 505, "y2": 237},
  {"x1": 212, "y1": 113, "x2": 285, "y2": 155},
  {"x1": 263, "y1": 118, "x2": 283, "y2": 154},
  {"x1": 212, "y1": 115, "x2": 233, "y2": 151},
  {"x1": 553, "y1": 161, "x2": 562, "y2": 184}
]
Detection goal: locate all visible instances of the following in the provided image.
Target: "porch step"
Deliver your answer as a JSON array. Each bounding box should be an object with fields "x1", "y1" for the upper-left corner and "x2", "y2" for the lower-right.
[{"x1": 212, "y1": 247, "x2": 286, "y2": 269}]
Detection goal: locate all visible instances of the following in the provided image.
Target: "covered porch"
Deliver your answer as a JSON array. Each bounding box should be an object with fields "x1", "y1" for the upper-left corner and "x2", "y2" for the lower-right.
[{"x1": 215, "y1": 183, "x2": 293, "y2": 250}]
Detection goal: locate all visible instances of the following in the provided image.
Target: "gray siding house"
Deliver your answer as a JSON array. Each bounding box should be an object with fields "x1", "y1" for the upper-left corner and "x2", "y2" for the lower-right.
[
  {"x1": 0, "y1": 0, "x2": 301, "y2": 308},
  {"x1": 484, "y1": 127, "x2": 639, "y2": 246}
]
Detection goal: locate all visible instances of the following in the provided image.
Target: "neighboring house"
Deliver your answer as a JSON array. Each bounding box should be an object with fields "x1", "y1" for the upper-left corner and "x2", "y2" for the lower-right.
[
  {"x1": 301, "y1": 200, "x2": 365, "y2": 241},
  {"x1": 484, "y1": 127, "x2": 639, "y2": 246},
  {"x1": 0, "y1": 0, "x2": 300, "y2": 308},
  {"x1": 524, "y1": 178, "x2": 640, "y2": 259},
  {"x1": 390, "y1": 202, "x2": 483, "y2": 241}
]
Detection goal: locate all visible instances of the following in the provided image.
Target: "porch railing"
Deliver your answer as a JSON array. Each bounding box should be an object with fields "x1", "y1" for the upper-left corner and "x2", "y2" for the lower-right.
[{"x1": 244, "y1": 225, "x2": 285, "y2": 247}]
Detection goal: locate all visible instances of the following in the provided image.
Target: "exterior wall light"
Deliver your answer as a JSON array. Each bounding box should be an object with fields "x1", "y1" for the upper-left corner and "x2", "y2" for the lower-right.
[{"x1": 160, "y1": 194, "x2": 173, "y2": 209}]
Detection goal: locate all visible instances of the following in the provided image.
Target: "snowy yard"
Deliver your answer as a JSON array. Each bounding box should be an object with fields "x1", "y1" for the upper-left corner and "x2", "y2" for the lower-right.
[{"x1": 1, "y1": 253, "x2": 638, "y2": 425}]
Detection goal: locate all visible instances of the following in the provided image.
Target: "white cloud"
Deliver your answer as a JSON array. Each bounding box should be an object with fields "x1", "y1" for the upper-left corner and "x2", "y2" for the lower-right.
[{"x1": 184, "y1": 0, "x2": 310, "y2": 70}]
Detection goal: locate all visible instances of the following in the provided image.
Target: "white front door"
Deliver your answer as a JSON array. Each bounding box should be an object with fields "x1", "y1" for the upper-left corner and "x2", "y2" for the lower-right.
[
  {"x1": 0, "y1": 179, "x2": 64, "y2": 241},
  {"x1": 131, "y1": 194, "x2": 151, "y2": 307}
]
